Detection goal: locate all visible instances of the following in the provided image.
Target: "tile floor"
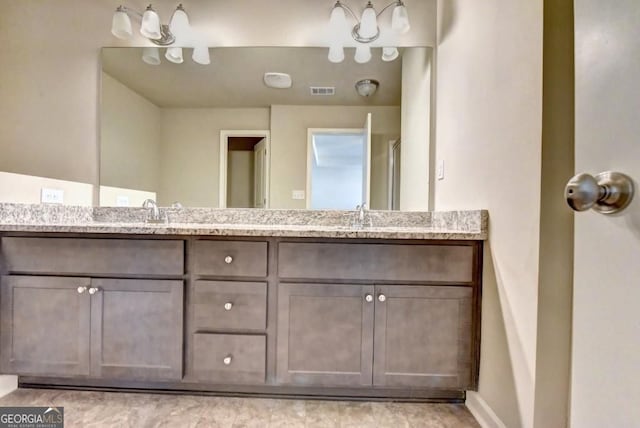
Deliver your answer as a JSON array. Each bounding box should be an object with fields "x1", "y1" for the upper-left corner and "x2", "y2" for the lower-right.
[{"x1": 0, "y1": 388, "x2": 480, "y2": 427}]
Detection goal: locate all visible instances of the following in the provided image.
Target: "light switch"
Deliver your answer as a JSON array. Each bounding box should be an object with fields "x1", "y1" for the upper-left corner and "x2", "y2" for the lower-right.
[
  {"x1": 437, "y1": 160, "x2": 445, "y2": 180},
  {"x1": 292, "y1": 190, "x2": 305, "y2": 200},
  {"x1": 41, "y1": 188, "x2": 64, "y2": 204}
]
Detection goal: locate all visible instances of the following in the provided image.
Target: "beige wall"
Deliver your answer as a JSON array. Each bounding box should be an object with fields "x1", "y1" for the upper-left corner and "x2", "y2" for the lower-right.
[
  {"x1": 99, "y1": 185, "x2": 157, "y2": 207},
  {"x1": 101, "y1": 72, "x2": 161, "y2": 192},
  {"x1": 401, "y1": 47, "x2": 432, "y2": 211},
  {"x1": 571, "y1": 1, "x2": 640, "y2": 426},
  {"x1": 0, "y1": 172, "x2": 93, "y2": 206},
  {"x1": 227, "y1": 150, "x2": 255, "y2": 208},
  {"x1": 0, "y1": 0, "x2": 434, "y2": 191},
  {"x1": 270, "y1": 105, "x2": 401, "y2": 209},
  {"x1": 158, "y1": 108, "x2": 270, "y2": 207},
  {"x1": 435, "y1": 1, "x2": 544, "y2": 427}
]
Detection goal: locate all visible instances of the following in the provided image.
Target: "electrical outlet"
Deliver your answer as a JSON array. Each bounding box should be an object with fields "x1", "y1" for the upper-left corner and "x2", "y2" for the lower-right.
[
  {"x1": 41, "y1": 188, "x2": 64, "y2": 204},
  {"x1": 437, "y1": 160, "x2": 445, "y2": 180},
  {"x1": 116, "y1": 195, "x2": 130, "y2": 207},
  {"x1": 292, "y1": 190, "x2": 305, "y2": 200}
]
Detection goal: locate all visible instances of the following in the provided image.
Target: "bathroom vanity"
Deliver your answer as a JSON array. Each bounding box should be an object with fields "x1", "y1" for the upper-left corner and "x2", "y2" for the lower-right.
[{"x1": 0, "y1": 205, "x2": 486, "y2": 402}]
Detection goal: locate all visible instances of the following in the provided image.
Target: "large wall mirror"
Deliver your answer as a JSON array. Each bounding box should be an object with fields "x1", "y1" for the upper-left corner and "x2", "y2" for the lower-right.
[{"x1": 99, "y1": 46, "x2": 429, "y2": 210}]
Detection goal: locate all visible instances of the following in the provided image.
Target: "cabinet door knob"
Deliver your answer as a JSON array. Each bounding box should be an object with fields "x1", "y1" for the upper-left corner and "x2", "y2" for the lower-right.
[
  {"x1": 224, "y1": 302, "x2": 233, "y2": 311},
  {"x1": 223, "y1": 355, "x2": 233, "y2": 365},
  {"x1": 365, "y1": 294, "x2": 373, "y2": 303},
  {"x1": 378, "y1": 294, "x2": 386, "y2": 302},
  {"x1": 224, "y1": 256, "x2": 233, "y2": 264},
  {"x1": 77, "y1": 286, "x2": 88, "y2": 294},
  {"x1": 88, "y1": 287, "x2": 101, "y2": 295}
]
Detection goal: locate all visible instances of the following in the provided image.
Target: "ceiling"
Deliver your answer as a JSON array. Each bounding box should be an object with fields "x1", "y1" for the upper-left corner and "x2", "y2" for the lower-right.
[{"x1": 102, "y1": 47, "x2": 403, "y2": 108}]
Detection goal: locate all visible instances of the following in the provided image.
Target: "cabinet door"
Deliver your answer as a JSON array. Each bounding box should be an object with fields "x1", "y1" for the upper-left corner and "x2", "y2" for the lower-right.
[
  {"x1": 0, "y1": 275, "x2": 91, "y2": 377},
  {"x1": 90, "y1": 279, "x2": 183, "y2": 381},
  {"x1": 277, "y1": 283, "x2": 374, "y2": 386},
  {"x1": 373, "y1": 285, "x2": 473, "y2": 389}
]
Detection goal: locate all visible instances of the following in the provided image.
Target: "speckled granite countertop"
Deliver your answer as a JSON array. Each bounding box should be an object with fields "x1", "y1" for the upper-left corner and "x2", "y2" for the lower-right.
[{"x1": 0, "y1": 204, "x2": 488, "y2": 240}]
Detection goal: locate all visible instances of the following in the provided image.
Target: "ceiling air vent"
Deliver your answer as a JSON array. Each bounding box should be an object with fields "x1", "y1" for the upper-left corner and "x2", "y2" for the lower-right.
[{"x1": 310, "y1": 86, "x2": 336, "y2": 96}]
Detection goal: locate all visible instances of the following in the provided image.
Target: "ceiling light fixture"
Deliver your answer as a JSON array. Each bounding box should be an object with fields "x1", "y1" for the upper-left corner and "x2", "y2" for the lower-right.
[
  {"x1": 111, "y1": 4, "x2": 211, "y2": 66},
  {"x1": 327, "y1": 1, "x2": 410, "y2": 63},
  {"x1": 355, "y1": 79, "x2": 379, "y2": 97}
]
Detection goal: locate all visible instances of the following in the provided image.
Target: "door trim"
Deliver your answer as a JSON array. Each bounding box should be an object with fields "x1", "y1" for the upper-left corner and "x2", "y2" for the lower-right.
[{"x1": 219, "y1": 130, "x2": 271, "y2": 208}]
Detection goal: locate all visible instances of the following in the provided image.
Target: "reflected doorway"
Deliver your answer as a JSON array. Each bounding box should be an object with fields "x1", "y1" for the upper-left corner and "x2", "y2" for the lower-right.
[{"x1": 219, "y1": 130, "x2": 270, "y2": 208}]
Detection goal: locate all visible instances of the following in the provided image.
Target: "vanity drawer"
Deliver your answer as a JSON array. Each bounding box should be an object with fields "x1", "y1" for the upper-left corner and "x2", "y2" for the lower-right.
[
  {"x1": 192, "y1": 240, "x2": 267, "y2": 277},
  {"x1": 193, "y1": 281, "x2": 267, "y2": 331},
  {"x1": 192, "y1": 333, "x2": 266, "y2": 384},
  {"x1": 278, "y1": 242, "x2": 475, "y2": 283},
  {"x1": 1, "y1": 237, "x2": 183, "y2": 276}
]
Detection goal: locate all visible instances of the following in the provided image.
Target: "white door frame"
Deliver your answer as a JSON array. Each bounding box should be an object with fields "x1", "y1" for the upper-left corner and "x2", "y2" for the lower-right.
[
  {"x1": 306, "y1": 128, "x2": 369, "y2": 209},
  {"x1": 387, "y1": 139, "x2": 401, "y2": 210},
  {"x1": 219, "y1": 130, "x2": 271, "y2": 208}
]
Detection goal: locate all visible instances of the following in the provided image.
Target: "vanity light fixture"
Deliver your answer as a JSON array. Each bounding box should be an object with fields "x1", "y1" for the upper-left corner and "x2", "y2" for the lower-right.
[
  {"x1": 327, "y1": 0, "x2": 410, "y2": 63},
  {"x1": 111, "y1": 4, "x2": 210, "y2": 66}
]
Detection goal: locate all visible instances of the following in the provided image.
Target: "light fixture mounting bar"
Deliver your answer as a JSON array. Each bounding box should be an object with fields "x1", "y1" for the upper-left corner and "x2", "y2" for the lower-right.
[{"x1": 333, "y1": 0, "x2": 406, "y2": 44}]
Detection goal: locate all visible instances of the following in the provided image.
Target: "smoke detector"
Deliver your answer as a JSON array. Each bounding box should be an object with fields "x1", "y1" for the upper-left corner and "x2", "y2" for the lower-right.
[
  {"x1": 264, "y1": 72, "x2": 292, "y2": 89},
  {"x1": 355, "y1": 79, "x2": 379, "y2": 97}
]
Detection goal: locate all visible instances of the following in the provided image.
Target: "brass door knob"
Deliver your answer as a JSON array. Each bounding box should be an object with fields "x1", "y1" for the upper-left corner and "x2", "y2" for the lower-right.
[{"x1": 565, "y1": 171, "x2": 634, "y2": 214}]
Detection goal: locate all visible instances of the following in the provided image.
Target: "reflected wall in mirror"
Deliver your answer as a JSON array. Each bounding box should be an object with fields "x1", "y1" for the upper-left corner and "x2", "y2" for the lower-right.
[{"x1": 100, "y1": 47, "x2": 429, "y2": 210}]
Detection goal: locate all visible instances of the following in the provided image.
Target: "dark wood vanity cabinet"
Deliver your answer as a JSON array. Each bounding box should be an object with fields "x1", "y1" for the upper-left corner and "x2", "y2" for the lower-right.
[
  {"x1": 0, "y1": 234, "x2": 481, "y2": 400},
  {"x1": 0, "y1": 237, "x2": 185, "y2": 381},
  {"x1": 276, "y1": 283, "x2": 473, "y2": 390}
]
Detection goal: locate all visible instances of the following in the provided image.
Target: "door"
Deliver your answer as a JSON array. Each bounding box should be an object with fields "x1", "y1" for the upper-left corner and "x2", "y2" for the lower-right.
[
  {"x1": 253, "y1": 138, "x2": 266, "y2": 208},
  {"x1": 362, "y1": 112, "x2": 372, "y2": 206},
  {"x1": 571, "y1": 2, "x2": 640, "y2": 426},
  {"x1": 276, "y1": 283, "x2": 374, "y2": 386},
  {"x1": 373, "y1": 285, "x2": 473, "y2": 389},
  {"x1": 0, "y1": 276, "x2": 91, "y2": 377},
  {"x1": 90, "y1": 279, "x2": 183, "y2": 381}
]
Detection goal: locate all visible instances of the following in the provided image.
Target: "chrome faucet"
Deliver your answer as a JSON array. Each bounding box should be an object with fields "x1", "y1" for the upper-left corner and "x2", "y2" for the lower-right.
[
  {"x1": 142, "y1": 199, "x2": 165, "y2": 224},
  {"x1": 351, "y1": 203, "x2": 372, "y2": 229}
]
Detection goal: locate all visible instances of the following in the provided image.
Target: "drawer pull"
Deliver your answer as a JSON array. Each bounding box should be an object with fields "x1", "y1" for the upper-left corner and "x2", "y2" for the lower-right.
[
  {"x1": 378, "y1": 294, "x2": 386, "y2": 302},
  {"x1": 88, "y1": 287, "x2": 101, "y2": 295},
  {"x1": 223, "y1": 355, "x2": 233, "y2": 365},
  {"x1": 365, "y1": 294, "x2": 373, "y2": 303},
  {"x1": 224, "y1": 256, "x2": 233, "y2": 264},
  {"x1": 77, "y1": 286, "x2": 88, "y2": 294},
  {"x1": 224, "y1": 302, "x2": 233, "y2": 311}
]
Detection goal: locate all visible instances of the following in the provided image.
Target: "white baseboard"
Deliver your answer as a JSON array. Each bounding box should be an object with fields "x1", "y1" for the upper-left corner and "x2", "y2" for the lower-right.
[
  {"x1": 0, "y1": 376, "x2": 18, "y2": 398},
  {"x1": 466, "y1": 391, "x2": 507, "y2": 428}
]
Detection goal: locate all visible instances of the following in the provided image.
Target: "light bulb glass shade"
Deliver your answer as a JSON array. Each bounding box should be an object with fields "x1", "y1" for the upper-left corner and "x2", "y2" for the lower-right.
[
  {"x1": 359, "y1": 5, "x2": 378, "y2": 39},
  {"x1": 328, "y1": 44, "x2": 345, "y2": 63},
  {"x1": 391, "y1": 4, "x2": 410, "y2": 34},
  {"x1": 111, "y1": 9, "x2": 132, "y2": 39},
  {"x1": 381, "y1": 47, "x2": 399, "y2": 62},
  {"x1": 142, "y1": 47, "x2": 161, "y2": 65},
  {"x1": 165, "y1": 47, "x2": 184, "y2": 64},
  {"x1": 169, "y1": 6, "x2": 191, "y2": 40},
  {"x1": 354, "y1": 44, "x2": 372, "y2": 63},
  {"x1": 192, "y1": 45, "x2": 210, "y2": 65},
  {"x1": 141, "y1": 6, "x2": 161, "y2": 39},
  {"x1": 329, "y1": 5, "x2": 348, "y2": 36}
]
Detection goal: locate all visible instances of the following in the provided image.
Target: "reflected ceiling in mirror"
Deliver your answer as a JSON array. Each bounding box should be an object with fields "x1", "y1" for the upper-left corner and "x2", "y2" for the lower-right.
[{"x1": 101, "y1": 47, "x2": 402, "y2": 108}]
